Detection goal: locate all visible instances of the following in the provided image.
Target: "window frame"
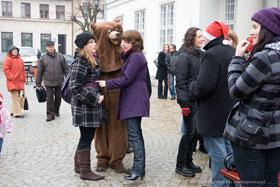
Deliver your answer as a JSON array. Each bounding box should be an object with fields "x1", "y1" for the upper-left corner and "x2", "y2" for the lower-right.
[
  {"x1": 40, "y1": 4, "x2": 49, "y2": 19},
  {"x1": 225, "y1": 0, "x2": 236, "y2": 30},
  {"x1": 40, "y1": 34, "x2": 51, "y2": 53},
  {"x1": 160, "y1": 3, "x2": 174, "y2": 49},
  {"x1": 56, "y1": 5, "x2": 65, "y2": 19},
  {"x1": 2, "y1": 1, "x2": 12, "y2": 17},
  {"x1": 21, "y1": 2, "x2": 31, "y2": 18},
  {"x1": 135, "y1": 10, "x2": 145, "y2": 40},
  {"x1": 1, "y1": 32, "x2": 13, "y2": 53},
  {"x1": 277, "y1": 0, "x2": 280, "y2": 7},
  {"x1": 21, "y1": 33, "x2": 33, "y2": 47}
]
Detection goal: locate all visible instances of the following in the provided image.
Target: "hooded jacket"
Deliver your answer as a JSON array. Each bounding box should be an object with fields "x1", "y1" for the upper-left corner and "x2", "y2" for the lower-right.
[
  {"x1": 3, "y1": 50, "x2": 26, "y2": 91},
  {"x1": 224, "y1": 38, "x2": 280, "y2": 149}
]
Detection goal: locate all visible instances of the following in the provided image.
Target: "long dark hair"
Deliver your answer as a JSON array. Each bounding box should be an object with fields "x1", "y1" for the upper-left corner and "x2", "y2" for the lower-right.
[
  {"x1": 250, "y1": 26, "x2": 276, "y2": 57},
  {"x1": 183, "y1": 27, "x2": 201, "y2": 55}
]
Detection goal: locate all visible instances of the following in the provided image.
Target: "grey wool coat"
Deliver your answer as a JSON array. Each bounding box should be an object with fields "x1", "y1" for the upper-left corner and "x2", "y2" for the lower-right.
[{"x1": 69, "y1": 56, "x2": 107, "y2": 128}]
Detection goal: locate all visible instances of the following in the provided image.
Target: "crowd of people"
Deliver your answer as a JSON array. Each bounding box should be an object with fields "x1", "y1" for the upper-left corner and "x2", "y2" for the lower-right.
[{"x1": 1, "y1": 6, "x2": 280, "y2": 186}]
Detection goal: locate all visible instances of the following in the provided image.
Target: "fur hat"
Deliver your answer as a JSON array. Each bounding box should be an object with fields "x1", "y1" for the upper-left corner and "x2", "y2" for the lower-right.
[
  {"x1": 204, "y1": 21, "x2": 229, "y2": 45},
  {"x1": 75, "y1": 32, "x2": 96, "y2": 49},
  {"x1": 251, "y1": 7, "x2": 280, "y2": 35}
]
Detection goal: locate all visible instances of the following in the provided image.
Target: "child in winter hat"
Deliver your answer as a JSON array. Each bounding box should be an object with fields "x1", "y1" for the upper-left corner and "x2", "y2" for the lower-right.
[{"x1": 0, "y1": 93, "x2": 13, "y2": 153}]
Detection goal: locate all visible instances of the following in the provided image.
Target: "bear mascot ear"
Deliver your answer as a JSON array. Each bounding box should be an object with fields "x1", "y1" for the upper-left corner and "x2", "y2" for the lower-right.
[{"x1": 113, "y1": 18, "x2": 120, "y2": 23}]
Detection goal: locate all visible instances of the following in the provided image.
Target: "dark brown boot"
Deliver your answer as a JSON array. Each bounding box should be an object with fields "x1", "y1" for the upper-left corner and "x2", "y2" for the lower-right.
[
  {"x1": 112, "y1": 163, "x2": 129, "y2": 174},
  {"x1": 74, "y1": 149, "x2": 79, "y2": 173},
  {"x1": 77, "y1": 149, "x2": 105, "y2": 181}
]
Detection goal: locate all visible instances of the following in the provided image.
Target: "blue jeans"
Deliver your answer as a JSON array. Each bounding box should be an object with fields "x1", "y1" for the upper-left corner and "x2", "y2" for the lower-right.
[
  {"x1": 0, "y1": 138, "x2": 3, "y2": 152},
  {"x1": 204, "y1": 136, "x2": 233, "y2": 187},
  {"x1": 126, "y1": 117, "x2": 145, "y2": 176},
  {"x1": 232, "y1": 143, "x2": 280, "y2": 187},
  {"x1": 169, "y1": 73, "x2": 176, "y2": 97}
]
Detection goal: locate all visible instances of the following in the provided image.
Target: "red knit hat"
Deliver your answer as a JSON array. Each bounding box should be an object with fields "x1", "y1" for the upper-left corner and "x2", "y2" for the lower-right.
[{"x1": 204, "y1": 21, "x2": 229, "y2": 45}]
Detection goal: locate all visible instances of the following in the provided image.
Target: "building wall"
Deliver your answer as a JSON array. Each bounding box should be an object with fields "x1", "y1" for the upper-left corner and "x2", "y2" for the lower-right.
[
  {"x1": 105, "y1": 0, "x2": 200, "y2": 76},
  {"x1": 0, "y1": 0, "x2": 72, "y2": 54}
]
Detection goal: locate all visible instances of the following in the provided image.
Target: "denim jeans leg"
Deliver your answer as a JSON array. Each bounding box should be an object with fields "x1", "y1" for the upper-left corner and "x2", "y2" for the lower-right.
[
  {"x1": 232, "y1": 144, "x2": 280, "y2": 187},
  {"x1": 126, "y1": 117, "x2": 145, "y2": 176},
  {"x1": 0, "y1": 138, "x2": 3, "y2": 152},
  {"x1": 204, "y1": 136, "x2": 232, "y2": 187},
  {"x1": 169, "y1": 73, "x2": 175, "y2": 97}
]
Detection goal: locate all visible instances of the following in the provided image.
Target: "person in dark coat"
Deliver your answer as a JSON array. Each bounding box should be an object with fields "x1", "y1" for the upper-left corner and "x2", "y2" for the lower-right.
[
  {"x1": 155, "y1": 44, "x2": 170, "y2": 99},
  {"x1": 36, "y1": 41, "x2": 69, "y2": 121},
  {"x1": 224, "y1": 7, "x2": 280, "y2": 186},
  {"x1": 97, "y1": 30, "x2": 150, "y2": 181},
  {"x1": 69, "y1": 32, "x2": 106, "y2": 181},
  {"x1": 175, "y1": 27, "x2": 204, "y2": 178},
  {"x1": 189, "y1": 21, "x2": 236, "y2": 186},
  {"x1": 37, "y1": 49, "x2": 41, "y2": 60}
]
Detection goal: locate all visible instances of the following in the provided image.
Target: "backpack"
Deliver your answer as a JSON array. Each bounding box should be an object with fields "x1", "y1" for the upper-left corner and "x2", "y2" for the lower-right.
[{"x1": 61, "y1": 72, "x2": 72, "y2": 104}]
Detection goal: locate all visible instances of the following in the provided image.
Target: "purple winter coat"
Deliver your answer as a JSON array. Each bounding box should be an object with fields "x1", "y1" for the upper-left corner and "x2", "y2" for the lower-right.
[{"x1": 106, "y1": 51, "x2": 150, "y2": 121}]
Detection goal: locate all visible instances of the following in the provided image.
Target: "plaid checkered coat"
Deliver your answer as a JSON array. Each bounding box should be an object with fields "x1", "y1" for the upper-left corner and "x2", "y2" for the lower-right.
[{"x1": 69, "y1": 57, "x2": 107, "y2": 128}]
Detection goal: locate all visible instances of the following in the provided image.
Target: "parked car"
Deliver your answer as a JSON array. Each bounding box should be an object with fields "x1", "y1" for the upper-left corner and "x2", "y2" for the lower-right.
[
  {"x1": 63, "y1": 54, "x2": 74, "y2": 67},
  {"x1": 19, "y1": 47, "x2": 37, "y2": 67}
]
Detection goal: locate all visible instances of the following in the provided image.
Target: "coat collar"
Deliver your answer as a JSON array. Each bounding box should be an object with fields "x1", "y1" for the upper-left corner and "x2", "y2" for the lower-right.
[{"x1": 203, "y1": 36, "x2": 224, "y2": 51}]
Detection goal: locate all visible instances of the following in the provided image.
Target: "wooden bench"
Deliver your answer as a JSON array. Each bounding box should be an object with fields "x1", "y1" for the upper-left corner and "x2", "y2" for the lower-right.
[{"x1": 220, "y1": 154, "x2": 280, "y2": 187}]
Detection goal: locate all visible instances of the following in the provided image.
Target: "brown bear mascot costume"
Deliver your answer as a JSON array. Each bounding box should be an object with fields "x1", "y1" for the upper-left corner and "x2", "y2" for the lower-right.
[{"x1": 90, "y1": 19, "x2": 128, "y2": 173}]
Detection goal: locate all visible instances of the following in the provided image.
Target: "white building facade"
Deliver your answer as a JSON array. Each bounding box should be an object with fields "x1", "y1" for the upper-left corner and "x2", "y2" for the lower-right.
[
  {"x1": 0, "y1": 0, "x2": 73, "y2": 54},
  {"x1": 105, "y1": 0, "x2": 280, "y2": 75}
]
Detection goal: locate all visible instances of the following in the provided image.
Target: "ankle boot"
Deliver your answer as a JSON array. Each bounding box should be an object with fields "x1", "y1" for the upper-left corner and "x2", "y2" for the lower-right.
[
  {"x1": 77, "y1": 148, "x2": 105, "y2": 181},
  {"x1": 74, "y1": 149, "x2": 79, "y2": 173}
]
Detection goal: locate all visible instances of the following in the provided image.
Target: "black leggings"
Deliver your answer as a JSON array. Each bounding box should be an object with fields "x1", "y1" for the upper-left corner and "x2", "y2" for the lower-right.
[{"x1": 77, "y1": 126, "x2": 96, "y2": 150}]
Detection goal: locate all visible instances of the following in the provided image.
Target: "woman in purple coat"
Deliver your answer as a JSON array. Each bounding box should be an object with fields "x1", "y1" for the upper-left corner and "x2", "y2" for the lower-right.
[{"x1": 97, "y1": 30, "x2": 150, "y2": 181}]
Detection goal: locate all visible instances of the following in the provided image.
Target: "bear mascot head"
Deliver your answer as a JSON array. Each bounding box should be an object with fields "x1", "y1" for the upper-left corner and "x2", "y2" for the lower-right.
[{"x1": 90, "y1": 18, "x2": 123, "y2": 73}]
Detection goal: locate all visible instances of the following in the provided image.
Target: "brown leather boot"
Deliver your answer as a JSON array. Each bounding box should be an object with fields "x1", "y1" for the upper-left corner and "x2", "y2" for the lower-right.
[
  {"x1": 77, "y1": 148, "x2": 105, "y2": 181},
  {"x1": 74, "y1": 149, "x2": 79, "y2": 173}
]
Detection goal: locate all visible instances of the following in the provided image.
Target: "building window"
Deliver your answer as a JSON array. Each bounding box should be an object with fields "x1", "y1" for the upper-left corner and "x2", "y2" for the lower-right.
[
  {"x1": 116, "y1": 16, "x2": 123, "y2": 26},
  {"x1": 56, "y1": 5, "x2": 65, "y2": 19},
  {"x1": 21, "y1": 3, "x2": 30, "y2": 18},
  {"x1": 135, "y1": 10, "x2": 145, "y2": 39},
  {"x1": 21, "y1": 33, "x2": 32, "y2": 47},
  {"x1": 225, "y1": 0, "x2": 236, "y2": 30},
  {"x1": 1, "y1": 32, "x2": 13, "y2": 53},
  {"x1": 2, "y1": 1, "x2": 12, "y2": 17},
  {"x1": 41, "y1": 34, "x2": 51, "y2": 53},
  {"x1": 278, "y1": 0, "x2": 280, "y2": 7},
  {"x1": 40, "y1": 4, "x2": 49, "y2": 19},
  {"x1": 160, "y1": 3, "x2": 174, "y2": 49}
]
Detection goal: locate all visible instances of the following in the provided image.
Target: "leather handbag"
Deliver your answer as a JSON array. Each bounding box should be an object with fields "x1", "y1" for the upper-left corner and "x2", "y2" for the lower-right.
[
  {"x1": 20, "y1": 89, "x2": 29, "y2": 110},
  {"x1": 35, "y1": 86, "x2": 47, "y2": 103}
]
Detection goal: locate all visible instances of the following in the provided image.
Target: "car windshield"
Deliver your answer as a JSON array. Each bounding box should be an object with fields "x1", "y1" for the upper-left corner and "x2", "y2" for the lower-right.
[
  {"x1": 19, "y1": 48, "x2": 36, "y2": 57},
  {"x1": 64, "y1": 55, "x2": 73, "y2": 60}
]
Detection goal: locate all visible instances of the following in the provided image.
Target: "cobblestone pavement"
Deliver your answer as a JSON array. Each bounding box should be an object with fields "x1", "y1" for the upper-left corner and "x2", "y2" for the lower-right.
[{"x1": 0, "y1": 71, "x2": 211, "y2": 187}]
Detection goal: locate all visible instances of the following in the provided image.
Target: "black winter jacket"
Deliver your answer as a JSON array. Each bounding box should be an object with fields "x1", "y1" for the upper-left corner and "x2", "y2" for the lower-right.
[
  {"x1": 189, "y1": 37, "x2": 236, "y2": 137},
  {"x1": 155, "y1": 52, "x2": 169, "y2": 80},
  {"x1": 176, "y1": 45, "x2": 203, "y2": 108}
]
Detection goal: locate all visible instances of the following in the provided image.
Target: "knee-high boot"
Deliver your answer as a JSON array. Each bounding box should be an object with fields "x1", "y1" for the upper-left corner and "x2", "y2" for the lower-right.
[
  {"x1": 74, "y1": 149, "x2": 79, "y2": 173},
  {"x1": 77, "y1": 148, "x2": 105, "y2": 181}
]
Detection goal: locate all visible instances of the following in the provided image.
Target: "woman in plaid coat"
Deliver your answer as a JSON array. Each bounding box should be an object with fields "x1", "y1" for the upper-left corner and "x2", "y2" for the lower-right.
[{"x1": 69, "y1": 32, "x2": 106, "y2": 181}]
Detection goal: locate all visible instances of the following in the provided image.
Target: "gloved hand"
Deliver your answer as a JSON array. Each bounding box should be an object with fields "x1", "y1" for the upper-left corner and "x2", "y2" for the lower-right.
[{"x1": 181, "y1": 107, "x2": 190, "y2": 116}]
